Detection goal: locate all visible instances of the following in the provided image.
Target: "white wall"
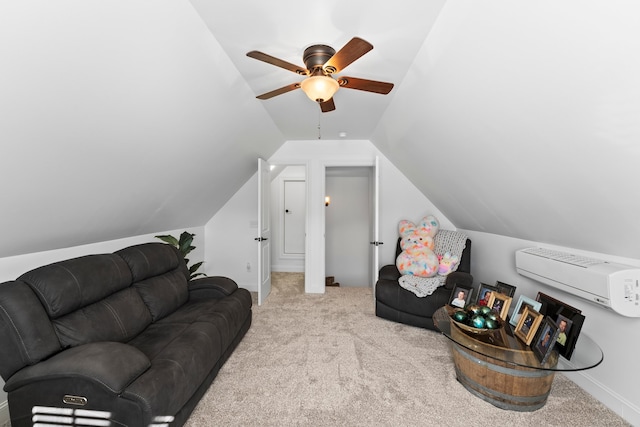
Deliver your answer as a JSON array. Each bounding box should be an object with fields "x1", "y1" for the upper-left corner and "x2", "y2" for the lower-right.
[
  {"x1": 0, "y1": 226, "x2": 204, "y2": 425},
  {"x1": 203, "y1": 173, "x2": 260, "y2": 291},
  {"x1": 461, "y1": 229, "x2": 640, "y2": 426}
]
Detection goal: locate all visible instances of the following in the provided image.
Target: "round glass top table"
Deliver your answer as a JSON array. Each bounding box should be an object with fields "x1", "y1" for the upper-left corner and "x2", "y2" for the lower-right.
[{"x1": 433, "y1": 306, "x2": 603, "y2": 411}]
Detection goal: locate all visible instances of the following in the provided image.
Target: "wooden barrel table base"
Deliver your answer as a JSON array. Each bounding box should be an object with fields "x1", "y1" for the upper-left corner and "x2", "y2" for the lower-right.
[{"x1": 451, "y1": 342, "x2": 555, "y2": 411}]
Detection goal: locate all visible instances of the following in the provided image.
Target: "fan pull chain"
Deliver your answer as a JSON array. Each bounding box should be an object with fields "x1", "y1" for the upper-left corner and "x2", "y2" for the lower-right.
[{"x1": 317, "y1": 108, "x2": 322, "y2": 140}]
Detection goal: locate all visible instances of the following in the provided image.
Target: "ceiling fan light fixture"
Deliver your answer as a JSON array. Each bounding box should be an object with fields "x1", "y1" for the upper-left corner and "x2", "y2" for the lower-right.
[{"x1": 300, "y1": 75, "x2": 339, "y2": 103}]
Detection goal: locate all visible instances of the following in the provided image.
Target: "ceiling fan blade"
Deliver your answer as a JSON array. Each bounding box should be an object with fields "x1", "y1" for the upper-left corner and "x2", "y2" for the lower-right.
[
  {"x1": 323, "y1": 37, "x2": 373, "y2": 74},
  {"x1": 247, "y1": 51, "x2": 308, "y2": 75},
  {"x1": 256, "y1": 83, "x2": 301, "y2": 100},
  {"x1": 337, "y1": 76, "x2": 394, "y2": 94},
  {"x1": 320, "y1": 98, "x2": 335, "y2": 113}
]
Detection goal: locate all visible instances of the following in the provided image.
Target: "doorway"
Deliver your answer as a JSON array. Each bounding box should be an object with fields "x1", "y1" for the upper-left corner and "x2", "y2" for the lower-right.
[{"x1": 325, "y1": 166, "x2": 374, "y2": 287}]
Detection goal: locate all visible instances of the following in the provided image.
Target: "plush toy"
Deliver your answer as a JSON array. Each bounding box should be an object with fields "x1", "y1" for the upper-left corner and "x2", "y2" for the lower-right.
[
  {"x1": 396, "y1": 215, "x2": 440, "y2": 277},
  {"x1": 437, "y1": 252, "x2": 460, "y2": 276}
]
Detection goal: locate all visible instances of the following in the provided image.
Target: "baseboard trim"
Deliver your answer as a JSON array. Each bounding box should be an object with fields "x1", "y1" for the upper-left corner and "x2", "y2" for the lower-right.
[
  {"x1": 271, "y1": 265, "x2": 304, "y2": 273},
  {"x1": 0, "y1": 399, "x2": 10, "y2": 426},
  {"x1": 564, "y1": 369, "x2": 639, "y2": 426},
  {"x1": 239, "y1": 281, "x2": 257, "y2": 292}
]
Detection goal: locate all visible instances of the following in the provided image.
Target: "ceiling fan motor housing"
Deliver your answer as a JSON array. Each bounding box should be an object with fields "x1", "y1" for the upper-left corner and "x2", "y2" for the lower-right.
[{"x1": 303, "y1": 45, "x2": 336, "y2": 73}]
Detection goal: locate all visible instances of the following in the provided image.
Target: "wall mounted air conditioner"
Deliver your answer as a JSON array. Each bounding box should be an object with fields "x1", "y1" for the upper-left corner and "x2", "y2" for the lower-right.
[{"x1": 515, "y1": 247, "x2": 640, "y2": 317}]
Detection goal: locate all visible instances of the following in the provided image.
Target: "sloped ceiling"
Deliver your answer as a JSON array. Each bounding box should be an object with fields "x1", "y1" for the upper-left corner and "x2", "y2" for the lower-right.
[
  {"x1": 1, "y1": 0, "x2": 640, "y2": 260},
  {"x1": 0, "y1": 1, "x2": 284, "y2": 257},
  {"x1": 372, "y1": 0, "x2": 640, "y2": 259}
]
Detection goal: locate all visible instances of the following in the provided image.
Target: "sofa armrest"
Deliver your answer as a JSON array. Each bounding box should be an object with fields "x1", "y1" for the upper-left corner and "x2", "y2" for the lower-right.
[
  {"x1": 378, "y1": 265, "x2": 400, "y2": 281},
  {"x1": 188, "y1": 276, "x2": 239, "y2": 301},
  {"x1": 4, "y1": 342, "x2": 150, "y2": 393},
  {"x1": 443, "y1": 271, "x2": 473, "y2": 290}
]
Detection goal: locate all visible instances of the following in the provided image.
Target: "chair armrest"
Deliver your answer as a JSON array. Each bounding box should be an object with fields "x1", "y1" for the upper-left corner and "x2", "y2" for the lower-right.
[
  {"x1": 378, "y1": 265, "x2": 400, "y2": 281},
  {"x1": 443, "y1": 271, "x2": 473, "y2": 290},
  {"x1": 4, "y1": 342, "x2": 150, "y2": 393},
  {"x1": 188, "y1": 276, "x2": 239, "y2": 301}
]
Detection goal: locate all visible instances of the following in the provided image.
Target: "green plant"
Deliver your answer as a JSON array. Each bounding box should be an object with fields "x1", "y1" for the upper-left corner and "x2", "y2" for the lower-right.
[{"x1": 155, "y1": 231, "x2": 205, "y2": 280}]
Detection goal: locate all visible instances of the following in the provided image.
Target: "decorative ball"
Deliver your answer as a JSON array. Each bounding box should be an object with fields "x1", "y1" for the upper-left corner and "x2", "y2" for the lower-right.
[
  {"x1": 467, "y1": 305, "x2": 481, "y2": 316},
  {"x1": 484, "y1": 318, "x2": 499, "y2": 329},
  {"x1": 485, "y1": 312, "x2": 500, "y2": 322},
  {"x1": 452, "y1": 310, "x2": 468, "y2": 323},
  {"x1": 479, "y1": 305, "x2": 492, "y2": 316},
  {"x1": 470, "y1": 315, "x2": 486, "y2": 329}
]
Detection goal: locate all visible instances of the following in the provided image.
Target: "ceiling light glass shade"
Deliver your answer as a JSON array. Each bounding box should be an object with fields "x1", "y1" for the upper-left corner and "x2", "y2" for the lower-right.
[{"x1": 300, "y1": 76, "x2": 339, "y2": 103}]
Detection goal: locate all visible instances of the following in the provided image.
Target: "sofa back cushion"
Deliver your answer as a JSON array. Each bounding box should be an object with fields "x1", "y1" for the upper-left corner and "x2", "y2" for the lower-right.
[
  {"x1": 0, "y1": 281, "x2": 62, "y2": 379},
  {"x1": 53, "y1": 287, "x2": 152, "y2": 347},
  {"x1": 18, "y1": 253, "x2": 153, "y2": 348},
  {"x1": 116, "y1": 243, "x2": 189, "y2": 321},
  {"x1": 19, "y1": 254, "x2": 133, "y2": 318}
]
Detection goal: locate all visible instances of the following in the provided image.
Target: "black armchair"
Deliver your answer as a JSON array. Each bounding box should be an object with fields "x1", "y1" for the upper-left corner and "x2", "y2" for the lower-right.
[{"x1": 375, "y1": 235, "x2": 472, "y2": 330}]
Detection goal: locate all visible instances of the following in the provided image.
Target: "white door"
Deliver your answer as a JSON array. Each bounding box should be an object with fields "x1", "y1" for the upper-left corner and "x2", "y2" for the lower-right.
[
  {"x1": 257, "y1": 158, "x2": 271, "y2": 306},
  {"x1": 370, "y1": 157, "x2": 381, "y2": 297}
]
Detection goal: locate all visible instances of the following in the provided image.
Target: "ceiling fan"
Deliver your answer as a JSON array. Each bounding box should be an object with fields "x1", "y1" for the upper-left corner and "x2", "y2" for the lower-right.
[{"x1": 246, "y1": 37, "x2": 394, "y2": 113}]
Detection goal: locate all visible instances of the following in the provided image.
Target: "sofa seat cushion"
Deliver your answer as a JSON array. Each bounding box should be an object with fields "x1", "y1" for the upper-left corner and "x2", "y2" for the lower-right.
[
  {"x1": 154, "y1": 288, "x2": 251, "y2": 356},
  {"x1": 123, "y1": 321, "x2": 223, "y2": 418},
  {"x1": 123, "y1": 290, "x2": 251, "y2": 418}
]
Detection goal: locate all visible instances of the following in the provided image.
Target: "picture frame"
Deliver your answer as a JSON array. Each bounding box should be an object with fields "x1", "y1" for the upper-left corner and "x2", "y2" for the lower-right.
[
  {"x1": 449, "y1": 285, "x2": 474, "y2": 309},
  {"x1": 514, "y1": 305, "x2": 543, "y2": 346},
  {"x1": 536, "y1": 292, "x2": 585, "y2": 360},
  {"x1": 476, "y1": 283, "x2": 498, "y2": 307},
  {"x1": 487, "y1": 292, "x2": 512, "y2": 320},
  {"x1": 495, "y1": 281, "x2": 516, "y2": 298},
  {"x1": 509, "y1": 295, "x2": 543, "y2": 327},
  {"x1": 532, "y1": 316, "x2": 560, "y2": 364},
  {"x1": 555, "y1": 314, "x2": 573, "y2": 347}
]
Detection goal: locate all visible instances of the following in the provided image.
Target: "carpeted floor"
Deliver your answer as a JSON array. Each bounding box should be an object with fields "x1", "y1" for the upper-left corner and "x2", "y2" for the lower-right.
[{"x1": 184, "y1": 272, "x2": 630, "y2": 427}]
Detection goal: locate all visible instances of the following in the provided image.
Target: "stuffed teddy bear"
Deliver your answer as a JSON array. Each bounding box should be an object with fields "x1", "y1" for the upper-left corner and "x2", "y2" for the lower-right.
[
  {"x1": 396, "y1": 215, "x2": 440, "y2": 277},
  {"x1": 437, "y1": 252, "x2": 460, "y2": 276}
]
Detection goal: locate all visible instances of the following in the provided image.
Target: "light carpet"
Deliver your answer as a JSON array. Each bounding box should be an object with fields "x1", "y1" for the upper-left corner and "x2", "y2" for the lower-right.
[{"x1": 184, "y1": 273, "x2": 629, "y2": 427}]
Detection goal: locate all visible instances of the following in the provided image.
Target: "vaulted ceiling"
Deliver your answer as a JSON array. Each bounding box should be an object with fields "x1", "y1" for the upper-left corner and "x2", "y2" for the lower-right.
[{"x1": 1, "y1": 0, "x2": 639, "y2": 259}]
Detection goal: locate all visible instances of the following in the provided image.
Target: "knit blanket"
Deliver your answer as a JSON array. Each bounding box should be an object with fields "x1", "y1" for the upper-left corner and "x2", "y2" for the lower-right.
[{"x1": 398, "y1": 230, "x2": 468, "y2": 297}]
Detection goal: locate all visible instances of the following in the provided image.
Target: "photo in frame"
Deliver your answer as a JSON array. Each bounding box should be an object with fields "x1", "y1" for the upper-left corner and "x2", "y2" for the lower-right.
[
  {"x1": 535, "y1": 292, "x2": 585, "y2": 360},
  {"x1": 449, "y1": 285, "x2": 474, "y2": 308},
  {"x1": 476, "y1": 283, "x2": 498, "y2": 307},
  {"x1": 514, "y1": 305, "x2": 543, "y2": 345},
  {"x1": 510, "y1": 295, "x2": 543, "y2": 327},
  {"x1": 532, "y1": 317, "x2": 560, "y2": 364},
  {"x1": 555, "y1": 314, "x2": 573, "y2": 347},
  {"x1": 487, "y1": 292, "x2": 512, "y2": 320},
  {"x1": 495, "y1": 281, "x2": 516, "y2": 298}
]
